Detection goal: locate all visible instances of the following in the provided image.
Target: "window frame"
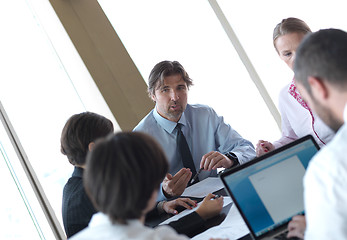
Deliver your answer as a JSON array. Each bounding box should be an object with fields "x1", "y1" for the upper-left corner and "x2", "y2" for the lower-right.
[{"x1": 0, "y1": 101, "x2": 65, "y2": 239}]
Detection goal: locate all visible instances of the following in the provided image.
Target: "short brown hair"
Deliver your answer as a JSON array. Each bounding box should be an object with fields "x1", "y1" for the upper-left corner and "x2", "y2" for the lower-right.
[
  {"x1": 84, "y1": 132, "x2": 168, "y2": 224},
  {"x1": 60, "y1": 112, "x2": 114, "y2": 166},
  {"x1": 273, "y1": 17, "x2": 312, "y2": 52},
  {"x1": 295, "y1": 28, "x2": 347, "y2": 93},
  {"x1": 147, "y1": 60, "x2": 193, "y2": 97}
]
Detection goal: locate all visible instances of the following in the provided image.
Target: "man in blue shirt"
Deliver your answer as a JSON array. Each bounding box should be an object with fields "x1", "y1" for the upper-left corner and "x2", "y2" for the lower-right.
[{"x1": 134, "y1": 61, "x2": 256, "y2": 200}]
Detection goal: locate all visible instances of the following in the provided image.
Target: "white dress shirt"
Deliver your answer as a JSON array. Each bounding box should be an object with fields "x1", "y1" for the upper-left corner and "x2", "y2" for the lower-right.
[
  {"x1": 70, "y1": 213, "x2": 189, "y2": 240},
  {"x1": 273, "y1": 83, "x2": 334, "y2": 148},
  {"x1": 303, "y1": 103, "x2": 347, "y2": 239}
]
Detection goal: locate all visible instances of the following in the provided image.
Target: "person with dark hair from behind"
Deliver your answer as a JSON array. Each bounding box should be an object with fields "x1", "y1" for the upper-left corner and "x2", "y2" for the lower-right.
[
  {"x1": 61, "y1": 112, "x2": 222, "y2": 238},
  {"x1": 71, "y1": 132, "x2": 224, "y2": 240},
  {"x1": 287, "y1": 28, "x2": 347, "y2": 239},
  {"x1": 61, "y1": 112, "x2": 114, "y2": 238}
]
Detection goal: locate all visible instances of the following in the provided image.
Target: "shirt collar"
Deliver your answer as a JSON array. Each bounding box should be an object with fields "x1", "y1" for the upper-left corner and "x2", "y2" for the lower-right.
[
  {"x1": 72, "y1": 166, "x2": 84, "y2": 178},
  {"x1": 153, "y1": 106, "x2": 188, "y2": 134},
  {"x1": 178, "y1": 112, "x2": 188, "y2": 127}
]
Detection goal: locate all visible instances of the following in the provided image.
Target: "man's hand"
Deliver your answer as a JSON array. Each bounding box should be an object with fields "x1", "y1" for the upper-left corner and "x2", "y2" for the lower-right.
[
  {"x1": 200, "y1": 151, "x2": 233, "y2": 171},
  {"x1": 256, "y1": 140, "x2": 275, "y2": 157},
  {"x1": 162, "y1": 198, "x2": 197, "y2": 215},
  {"x1": 162, "y1": 168, "x2": 192, "y2": 198},
  {"x1": 287, "y1": 215, "x2": 306, "y2": 239}
]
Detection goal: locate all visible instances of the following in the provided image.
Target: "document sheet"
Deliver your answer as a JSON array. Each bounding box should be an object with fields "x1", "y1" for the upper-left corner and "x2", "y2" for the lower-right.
[{"x1": 182, "y1": 177, "x2": 224, "y2": 198}]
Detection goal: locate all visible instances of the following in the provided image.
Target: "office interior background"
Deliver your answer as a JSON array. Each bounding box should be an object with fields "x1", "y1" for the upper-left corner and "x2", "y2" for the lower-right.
[{"x1": 1, "y1": 0, "x2": 347, "y2": 239}]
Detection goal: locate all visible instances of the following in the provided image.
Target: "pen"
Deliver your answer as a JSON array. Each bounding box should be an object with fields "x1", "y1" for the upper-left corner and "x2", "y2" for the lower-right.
[
  {"x1": 190, "y1": 168, "x2": 203, "y2": 184},
  {"x1": 212, "y1": 194, "x2": 220, "y2": 200}
]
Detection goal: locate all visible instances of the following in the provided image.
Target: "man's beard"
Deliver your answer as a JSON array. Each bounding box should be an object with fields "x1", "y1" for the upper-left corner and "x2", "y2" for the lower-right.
[
  {"x1": 311, "y1": 96, "x2": 343, "y2": 133},
  {"x1": 166, "y1": 106, "x2": 184, "y2": 120}
]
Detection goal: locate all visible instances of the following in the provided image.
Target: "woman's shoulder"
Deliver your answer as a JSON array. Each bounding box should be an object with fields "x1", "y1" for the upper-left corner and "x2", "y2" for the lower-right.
[
  {"x1": 151, "y1": 225, "x2": 190, "y2": 240},
  {"x1": 279, "y1": 82, "x2": 292, "y2": 97}
]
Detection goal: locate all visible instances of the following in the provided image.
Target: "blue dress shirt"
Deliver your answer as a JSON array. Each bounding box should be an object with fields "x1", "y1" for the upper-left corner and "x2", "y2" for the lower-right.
[{"x1": 134, "y1": 104, "x2": 256, "y2": 199}]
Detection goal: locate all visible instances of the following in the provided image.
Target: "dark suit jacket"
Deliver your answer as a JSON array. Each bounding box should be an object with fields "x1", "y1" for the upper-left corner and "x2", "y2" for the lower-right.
[
  {"x1": 62, "y1": 167, "x2": 206, "y2": 238},
  {"x1": 62, "y1": 167, "x2": 97, "y2": 238}
]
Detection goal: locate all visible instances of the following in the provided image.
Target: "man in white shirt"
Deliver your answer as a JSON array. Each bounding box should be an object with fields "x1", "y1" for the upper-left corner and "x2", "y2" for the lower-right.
[{"x1": 291, "y1": 28, "x2": 347, "y2": 239}]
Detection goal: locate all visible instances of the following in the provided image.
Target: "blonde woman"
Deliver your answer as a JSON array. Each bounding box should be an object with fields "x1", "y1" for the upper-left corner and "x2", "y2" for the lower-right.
[{"x1": 256, "y1": 18, "x2": 334, "y2": 157}]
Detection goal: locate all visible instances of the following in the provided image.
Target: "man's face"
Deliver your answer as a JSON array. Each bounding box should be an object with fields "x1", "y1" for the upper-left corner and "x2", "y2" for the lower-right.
[
  {"x1": 151, "y1": 74, "x2": 188, "y2": 122},
  {"x1": 297, "y1": 82, "x2": 343, "y2": 133}
]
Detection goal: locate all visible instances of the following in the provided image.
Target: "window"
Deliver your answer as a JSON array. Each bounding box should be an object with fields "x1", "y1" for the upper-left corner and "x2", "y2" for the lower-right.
[
  {"x1": 217, "y1": 0, "x2": 347, "y2": 106},
  {"x1": 98, "y1": 0, "x2": 347, "y2": 144},
  {"x1": 0, "y1": 0, "x2": 119, "y2": 237},
  {"x1": 98, "y1": 0, "x2": 281, "y2": 144},
  {"x1": 0, "y1": 119, "x2": 54, "y2": 239}
]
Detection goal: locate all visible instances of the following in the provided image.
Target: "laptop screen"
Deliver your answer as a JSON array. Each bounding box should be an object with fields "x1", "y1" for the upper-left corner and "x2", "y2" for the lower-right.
[{"x1": 221, "y1": 136, "x2": 319, "y2": 237}]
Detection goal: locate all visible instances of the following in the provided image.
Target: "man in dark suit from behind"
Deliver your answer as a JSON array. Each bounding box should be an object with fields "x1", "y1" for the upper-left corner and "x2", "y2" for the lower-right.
[{"x1": 60, "y1": 112, "x2": 114, "y2": 238}]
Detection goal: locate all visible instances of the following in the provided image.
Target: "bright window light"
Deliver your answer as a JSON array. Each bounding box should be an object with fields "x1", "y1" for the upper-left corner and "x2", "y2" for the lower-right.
[
  {"x1": 0, "y1": 123, "x2": 54, "y2": 239},
  {"x1": 0, "y1": 0, "x2": 119, "y2": 236},
  {"x1": 98, "y1": 0, "x2": 281, "y2": 145}
]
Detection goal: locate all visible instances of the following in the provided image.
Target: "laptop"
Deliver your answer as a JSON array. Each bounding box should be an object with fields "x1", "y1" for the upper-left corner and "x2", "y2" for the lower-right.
[{"x1": 220, "y1": 135, "x2": 319, "y2": 240}]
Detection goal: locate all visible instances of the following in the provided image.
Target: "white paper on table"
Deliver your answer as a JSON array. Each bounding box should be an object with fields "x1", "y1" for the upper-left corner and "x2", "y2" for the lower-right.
[
  {"x1": 159, "y1": 197, "x2": 232, "y2": 226},
  {"x1": 182, "y1": 177, "x2": 224, "y2": 198},
  {"x1": 192, "y1": 204, "x2": 250, "y2": 240}
]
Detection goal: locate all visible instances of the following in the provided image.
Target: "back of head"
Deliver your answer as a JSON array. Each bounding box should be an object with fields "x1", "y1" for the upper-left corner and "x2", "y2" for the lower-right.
[
  {"x1": 294, "y1": 28, "x2": 347, "y2": 93},
  {"x1": 84, "y1": 132, "x2": 168, "y2": 224},
  {"x1": 147, "y1": 60, "x2": 193, "y2": 97},
  {"x1": 60, "y1": 112, "x2": 114, "y2": 166},
  {"x1": 273, "y1": 17, "x2": 312, "y2": 49}
]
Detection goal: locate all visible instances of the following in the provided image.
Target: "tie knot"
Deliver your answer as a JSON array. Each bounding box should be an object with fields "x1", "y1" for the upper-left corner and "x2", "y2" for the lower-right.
[{"x1": 176, "y1": 123, "x2": 183, "y2": 130}]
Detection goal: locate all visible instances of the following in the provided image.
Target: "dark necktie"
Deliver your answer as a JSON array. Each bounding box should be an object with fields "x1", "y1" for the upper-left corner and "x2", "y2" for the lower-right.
[{"x1": 176, "y1": 123, "x2": 197, "y2": 177}]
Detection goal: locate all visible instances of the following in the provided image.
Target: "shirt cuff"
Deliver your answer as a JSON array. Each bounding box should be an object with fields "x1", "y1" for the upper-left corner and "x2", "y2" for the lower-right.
[{"x1": 157, "y1": 183, "x2": 167, "y2": 202}]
